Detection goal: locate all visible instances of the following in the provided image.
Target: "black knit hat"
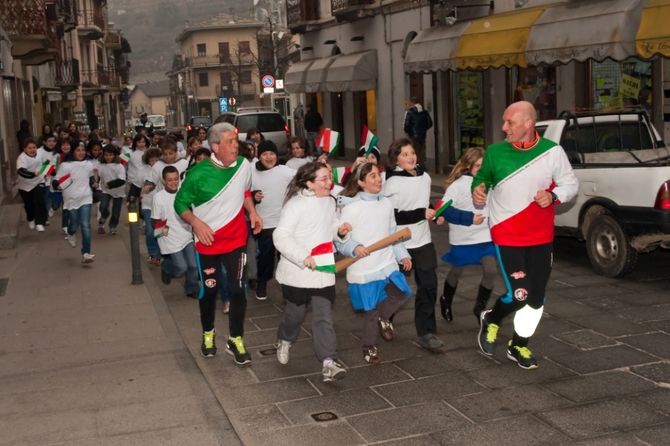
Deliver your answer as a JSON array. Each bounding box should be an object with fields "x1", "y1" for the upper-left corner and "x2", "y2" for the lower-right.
[{"x1": 258, "y1": 140, "x2": 278, "y2": 156}]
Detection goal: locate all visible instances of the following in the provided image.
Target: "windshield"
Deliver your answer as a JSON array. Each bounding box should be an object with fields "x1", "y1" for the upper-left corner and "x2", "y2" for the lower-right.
[
  {"x1": 236, "y1": 113, "x2": 286, "y2": 133},
  {"x1": 147, "y1": 115, "x2": 165, "y2": 126}
]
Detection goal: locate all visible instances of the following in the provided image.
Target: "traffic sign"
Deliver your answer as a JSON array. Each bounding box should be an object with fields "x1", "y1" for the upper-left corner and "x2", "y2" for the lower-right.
[
  {"x1": 219, "y1": 97, "x2": 228, "y2": 113},
  {"x1": 276, "y1": 79, "x2": 284, "y2": 89},
  {"x1": 262, "y1": 74, "x2": 275, "y2": 88},
  {"x1": 228, "y1": 97, "x2": 237, "y2": 105}
]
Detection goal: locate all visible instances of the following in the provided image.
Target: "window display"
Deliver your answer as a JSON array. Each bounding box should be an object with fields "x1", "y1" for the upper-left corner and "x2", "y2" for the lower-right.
[
  {"x1": 591, "y1": 58, "x2": 652, "y2": 114},
  {"x1": 453, "y1": 71, "x2": 484, "y2": 160},
  {"x1": 512, "y1": 66, "x2": 556, "y2": 120}
]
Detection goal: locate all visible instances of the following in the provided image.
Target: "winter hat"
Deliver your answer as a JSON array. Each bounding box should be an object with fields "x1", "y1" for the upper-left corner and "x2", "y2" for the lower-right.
[
  {"x1": 258, "y1": 140, "x2": 278, "y2": 156},
  {"x1": 357, "y1": 145, "x2": 381, "y2": 162}
]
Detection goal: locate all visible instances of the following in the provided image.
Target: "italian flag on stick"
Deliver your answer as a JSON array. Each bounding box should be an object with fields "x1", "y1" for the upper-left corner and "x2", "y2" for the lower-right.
[
  {"x1": 120, "y1": 151, "x2": 131, "y2": 166},
  {"x1": 57, "y1": 173, "x2": 73, "y2": 190},
  {"x1": 310, "y1": 242, "x2": 336, "y2": 273},
  {"x1": 317, "y1": 128, "x2": 340, "y2": 156},
  {"x1": 331, "y1": 166, "x2": 347, "y2": 185},
  {"x1": 153, "y1": 219, "x2": 168, "y2": 238},
  {"x1": 38, "y1": 160, "x2": 54, "y2": 176},
  {"x1": 433, "y1": 199, "x2": 453, "y2": 221},
  {"x1": 361, "y1": 125, "x2": 378, "y2": 155}
]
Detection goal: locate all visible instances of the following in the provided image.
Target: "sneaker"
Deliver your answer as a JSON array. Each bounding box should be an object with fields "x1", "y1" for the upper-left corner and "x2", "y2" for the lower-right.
[
  {"x1": 507, "y1": 341, "x2": 539, "y2": 370},
  {"x1": 201, "y1": 330, "x2": 217, "y2": 357},
  {"x1": 28, "y1": 221, "x2": 35, "y2": 230},
  {"x1": 226, "y1": 336, "x2": 252, "y2": 365},
  {"x1": 48, "y1": 208, "x2": 54, "y2": 217},
  {"x1": 221, "y1": 300, "x2": 230, "y2": 313},
  {"x1": 35, "y1": 224, "x2": 45, "y2": 232},
  {"x1": 81, "y1": 253, "x2": 95, "y2": 263},
  {"x1": 255, "y1": 281, "x2": 268, "y2": 301},
  {"x1": 417, "y1": 333, "x2": 444, "y2": 353},
  {"x1": 161, "y1": 268, "x2": 171, "y2": 285},
  {"x1": 110, "y1": 227, "x2": 118, "y2": 235},
  {"x1": 62, "y1": 226, "x2": 68, "y2": 235},
  {"x1": 66, "y1": 234, "x2": 76, "y2": 247},
  {"x1": 322, "y1": 359, "x2": 347, "y2": 382},
  {"x1": 147, "y1": 256, "x2": 161, "y2": 266},
  {"x1": 478, "y1": 310, "x2": 499, "y2": 356},
  {"x1": 97, "y1": 224, "x2": 105, "y2": 234},
  {"x1": 276, "y1": 339, "x2": 291, "y2": 365},
  {"x1": 379, "y1": 319, "x2": 394, "y2": 342},
  {"x1": 363, "y1": 346, "x2": 380, "y2": 364}
]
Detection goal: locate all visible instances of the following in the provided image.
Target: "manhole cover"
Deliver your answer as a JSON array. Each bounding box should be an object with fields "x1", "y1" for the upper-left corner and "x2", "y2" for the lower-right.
[{"x1": 310, "y1": 411, "x2": 338, "y2": 422}]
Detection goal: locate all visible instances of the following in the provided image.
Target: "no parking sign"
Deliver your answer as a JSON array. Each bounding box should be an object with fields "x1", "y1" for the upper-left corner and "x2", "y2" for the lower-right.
[{"x1": 262, "y1": 74, "x2": 275, "y2": 88}]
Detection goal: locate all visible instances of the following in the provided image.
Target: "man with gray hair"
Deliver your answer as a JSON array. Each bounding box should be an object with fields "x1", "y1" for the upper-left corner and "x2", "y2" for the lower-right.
[{"x1": 175, "y1": 122, "x2": 263, "y2": 365}]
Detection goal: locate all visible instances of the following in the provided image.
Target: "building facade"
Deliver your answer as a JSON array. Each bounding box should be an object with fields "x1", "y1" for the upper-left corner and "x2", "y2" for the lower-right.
[
  {"x1": 167, "y1": 15, "x2": 264, "y2": 127},
  {"x1": 128, "y1": 80, "x2": 170, "y2": 118}
]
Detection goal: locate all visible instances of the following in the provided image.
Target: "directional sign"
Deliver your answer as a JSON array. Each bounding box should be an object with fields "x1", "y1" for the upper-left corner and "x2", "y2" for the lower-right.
[
  {"x1": 262, "y1": 74, "x2": 275, "y2": 88},
  {"x1": 219, "y1": 97, "x2": 228, "y2": 113}
]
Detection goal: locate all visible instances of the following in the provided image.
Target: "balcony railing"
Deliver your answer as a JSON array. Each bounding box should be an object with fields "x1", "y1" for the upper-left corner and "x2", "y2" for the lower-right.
[
  {"x1": 105, "y1": 30, "x2": 122, "y2": 49},
  {"x1": 46, "y1": 0, "x2": 78, "y2": 31},
  {"x1": 0, "y1": 0, "x2": 58, "y2": 63},
  {"x1": 287, "y1": 0, "x2": 320, "y2": 32},
  {"x1": 331, "y1": 0, "x2": 375, "y2": 14},
  {"x1": 81, "y1": 67, "x2": 118, "y2": 88},
  {"x1": 77, "y1": 7, "x2": 105, "y2": 39},
  {"x1": 55, "y1": 58, "x2": 80, "y2": 88}
]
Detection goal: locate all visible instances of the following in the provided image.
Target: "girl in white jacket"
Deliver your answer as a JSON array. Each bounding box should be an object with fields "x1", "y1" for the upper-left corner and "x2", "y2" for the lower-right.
[
  {"x1": 272, "y1": 161, "x2": 351, "y2": 382},
  {"x1": 336, "y1": 163, "x2": 413, "y2": 364}
]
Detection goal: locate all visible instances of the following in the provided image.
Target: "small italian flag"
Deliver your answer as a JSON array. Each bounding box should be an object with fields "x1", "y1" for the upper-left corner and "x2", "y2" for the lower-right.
[
  {"x1": 433, "y1": 199, "x2": 453, "y2": 220},
  {"x1": 38, "y1": 160, "x2": 54, "y2": 176},
  {"x1": 317, "y1": 128, "x2": 340, "y2": 156},
  {"x1": 57, "y1": 173, "x2": 73, "y2": 190},
  {"x1": 53, "y1": 154, "x2": 60, "y2": 172},
  {"x1": 331, "y1": 166, "x2": 347, "y2": 185},
  {"x1": 153, "y1": 219, "x2": 168, "y2": 239},
  {"x1": 310, "y1": 242, "x2": 336, "y2": 273},
  {"x1": 361, "y1": 125, "x2": 379, "y2": 156},
  {"x1": 120, "y1": 151, "x2": 131, "y2": 166}
]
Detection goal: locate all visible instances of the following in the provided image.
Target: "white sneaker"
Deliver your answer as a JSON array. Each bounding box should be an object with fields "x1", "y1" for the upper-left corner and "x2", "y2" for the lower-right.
[
  {"x1": 322, "y1": 359, "x2": 347, "y2": 382},
  {"x1": 82, "y1": 253, "x2": 95, "y2": 263},
  {"x1": 35, "y1": 224, "x2": 45, "y2": 232},
  {"x1": 66, "y1": 234, "x2": 76, "y2": 247},
  {"x1": 62, "y1": 227, "x2": 68, "y2": 235},
  {"x1": 276, "y1": 340, "x2": 291, "y2": 365},
  {"x1": 28, "y1": 221, "x2": 35, "y2": 230},
  {"x1": 48, "y1": 208, "x2": 54, "y2": 217}
]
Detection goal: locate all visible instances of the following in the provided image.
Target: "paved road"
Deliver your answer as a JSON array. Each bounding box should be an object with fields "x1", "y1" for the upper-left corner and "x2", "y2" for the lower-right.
[{"x1": 158, "y1": 200, "x2": 670, "y2": 445}]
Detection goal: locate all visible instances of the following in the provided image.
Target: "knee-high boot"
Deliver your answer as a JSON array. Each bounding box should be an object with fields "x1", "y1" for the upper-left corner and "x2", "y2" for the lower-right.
[
  {"x1": 439, "y1": 282, "x2": 457, "y2": 321},
  {"x1": 473, "y1": 285, "x2": 493, "y2": 323}
]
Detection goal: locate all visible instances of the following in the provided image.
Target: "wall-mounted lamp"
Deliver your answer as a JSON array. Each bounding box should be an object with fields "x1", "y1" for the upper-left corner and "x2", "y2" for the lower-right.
[
  {"x1": 324, "y1": 39, "x2": 336, "y2": 45},
  {"x1": 350, "y1": 35, "x2": 364, "y2": 42}
]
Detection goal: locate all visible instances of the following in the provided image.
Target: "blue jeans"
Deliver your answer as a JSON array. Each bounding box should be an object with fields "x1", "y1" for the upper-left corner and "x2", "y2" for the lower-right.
[
  {"x1": 68, "y1": 204, "x2": 92, "y2": 255},
  {"x1": 163, "y1": 243, "x2": 199, "y2": 294},
  {"x1": 141, "y1": 208, "x2": 161, "y2": 258}
]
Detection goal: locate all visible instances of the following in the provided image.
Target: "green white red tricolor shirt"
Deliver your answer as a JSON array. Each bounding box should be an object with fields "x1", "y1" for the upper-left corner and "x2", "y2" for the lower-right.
[{"x1": 472, "y1": 137, "x2": 578, "y2": 247}]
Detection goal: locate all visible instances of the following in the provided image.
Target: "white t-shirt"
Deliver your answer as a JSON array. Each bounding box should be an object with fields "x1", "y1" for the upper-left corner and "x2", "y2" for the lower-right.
[
  {"x1": 57, "y1": 160, "x2": 95, "y2": 210},
  {"x1": 98, "y1": 163, "x2": 127, "y2": 198},
  {"x1": 142, "y1": 158, "x2": 189, "y2": 211},
  {"x1": 285, "y1": 156, "x2": 313, "y2": 170},
  {"x1": 152, "y1": 189, "x2": 193, "y2": 254},
  {"x1": 16, "y1": 152, "x2": 46, "y2": 191},
  {"x1": 127, "y1": 149, "x2": 146, "y2": 187},
  {"x1": 251, "y1": 164, "x2": 295, "y2": 229}
]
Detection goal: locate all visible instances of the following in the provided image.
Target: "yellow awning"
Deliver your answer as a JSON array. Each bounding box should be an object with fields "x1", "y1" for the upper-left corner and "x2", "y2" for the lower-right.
[
  {"x1": 636, "y1": 0, "x2": 670, "y2": 58},
  {"x1": 454, "y1": 7, "x2": 545, "y2": 70}
]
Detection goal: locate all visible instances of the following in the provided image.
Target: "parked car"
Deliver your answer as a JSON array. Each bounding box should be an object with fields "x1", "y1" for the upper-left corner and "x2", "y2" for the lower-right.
[
  {"x1": 536, "y1": 109, "x2": 670, "y2": 277},
  {"x1": 147, "y1": 114, "x2": 166, "y2": 133},
  {"x1": 214, "y1": 107, "x2": 290, "y2": 156},
  {"x1": 187, "y1": 116, "x2": 212, "y2": 139}
]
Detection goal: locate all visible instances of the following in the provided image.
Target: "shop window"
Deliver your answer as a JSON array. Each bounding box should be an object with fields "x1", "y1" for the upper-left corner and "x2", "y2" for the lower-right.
[
  {"x1": 591, "y1": 58, "x2": 652, "y2": 114},
  {"x1": 512, "y1": 66, "x2": 556, "y2": 120},
  {"x1": 453, "y1": 71, "x2": 484, "y2": 160}
]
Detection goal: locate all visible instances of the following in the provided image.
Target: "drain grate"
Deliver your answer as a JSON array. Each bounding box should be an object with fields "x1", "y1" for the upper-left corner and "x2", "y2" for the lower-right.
[
  {"x1": 0, "y1": 278, "x2": 8, "y2": 296},
  {"x1": 310, "y1": 411, "x2": 338, "y2": 422}
]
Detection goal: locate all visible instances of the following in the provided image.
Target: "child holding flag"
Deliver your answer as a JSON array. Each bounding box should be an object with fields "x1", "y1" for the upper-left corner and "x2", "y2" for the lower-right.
[
  {"x1": 436, "y1": 147, "x2": 494, "y2": 323},
  {"x1": 273, "y1": 161, "x2": 351, "y2": 382},
  {"x1": 97, "y1": 144, "x2": 126, "y2": 235},
  {"x1": 17, "y1": 138, "x2": 48, "y2": 232},
  {"x1": 383, "y1": 138, "x2": 445, "y2": 352},
  {"x1": 37, "y1": 134, "x2": 58, "y2": 220},
  {"x1": 336, "y1": 162, "x2": 413, "y2": 364}
]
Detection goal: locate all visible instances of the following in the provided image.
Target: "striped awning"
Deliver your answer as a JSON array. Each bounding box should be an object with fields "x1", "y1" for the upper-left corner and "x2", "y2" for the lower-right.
[{"x1": 636, "y1": 0, "x2": 670, "y2": 58}]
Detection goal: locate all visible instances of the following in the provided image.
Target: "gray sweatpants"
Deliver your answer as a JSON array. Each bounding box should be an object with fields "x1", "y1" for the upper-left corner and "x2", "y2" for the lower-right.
[{"x1": 277, "y1": 295, "x2": 336, "y2": 362}]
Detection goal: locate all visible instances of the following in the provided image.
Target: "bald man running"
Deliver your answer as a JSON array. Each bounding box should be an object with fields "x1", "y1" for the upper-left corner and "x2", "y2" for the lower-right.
[{"x1": 472, "y1": 101, "x2": 578, "y2": 369}]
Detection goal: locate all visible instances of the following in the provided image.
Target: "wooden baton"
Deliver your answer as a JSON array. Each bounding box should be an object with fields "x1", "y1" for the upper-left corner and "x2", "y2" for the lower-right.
[{"x1": 335, "y1": 227, "x2": 412, "y2": 273}]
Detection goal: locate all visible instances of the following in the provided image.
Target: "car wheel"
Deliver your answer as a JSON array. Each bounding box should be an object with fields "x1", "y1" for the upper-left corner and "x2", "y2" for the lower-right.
[{"x1": 585, "y1": 214, "x2": 638, "y2": 277}]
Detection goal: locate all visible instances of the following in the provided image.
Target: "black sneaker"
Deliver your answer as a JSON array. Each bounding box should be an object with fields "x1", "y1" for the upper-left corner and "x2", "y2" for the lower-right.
[
  {"x1": 226, "y1": 336, "x2": 252, "y2": 366},
  {"x1": 507, "y1": 341, "x2": 539, "y2": 370},
  {"x1": 161, "y1": 268, "x2": 171, "y2": 285},
  {"x1": 478, "y1": 310, "x2": 499, "y2": 356},
  {"x1": 255, "y1": 281, "x2": 268, "y2": 301},
  {"x1": 201, "y1": 330, "x2": 216, "y2": 357}
]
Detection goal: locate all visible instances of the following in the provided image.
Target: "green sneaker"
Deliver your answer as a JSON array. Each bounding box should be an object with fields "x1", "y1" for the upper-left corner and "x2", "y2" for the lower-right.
[
  {"x1": 201, "y1": 329, "x2": 216, "y2": 357},
  {"x1": 477, "y1": 310, "x2": 499, "y2": 356},
  {"x1": 507, "y1": 341, "x2": 539, "y2": 370},
  {"x1": 226, "y1": 336, "x2": 252, "y2": 366}
]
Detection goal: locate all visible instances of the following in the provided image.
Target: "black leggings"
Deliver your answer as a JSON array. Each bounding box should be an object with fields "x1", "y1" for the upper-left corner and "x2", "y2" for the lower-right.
[
  {"x1": 488, "y1": 243, "x2": 553, "y2": 326},
  {"x1": 196, "y1": 247, "x2": 247, "y2": 336}
]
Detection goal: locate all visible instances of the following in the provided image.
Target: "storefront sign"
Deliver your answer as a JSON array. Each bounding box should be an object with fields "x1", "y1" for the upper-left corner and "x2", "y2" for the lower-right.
[{"x1": 620, "y1": 74, "x2": 640, "y2": 99}]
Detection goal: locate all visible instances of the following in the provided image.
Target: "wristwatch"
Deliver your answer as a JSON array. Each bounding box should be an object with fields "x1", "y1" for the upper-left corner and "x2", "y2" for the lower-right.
[{"x1": 550, "y1": 191, "x2": 558, "y2": 203}]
